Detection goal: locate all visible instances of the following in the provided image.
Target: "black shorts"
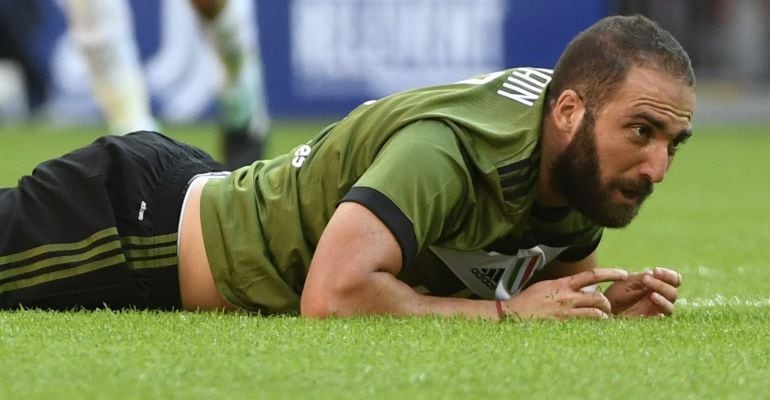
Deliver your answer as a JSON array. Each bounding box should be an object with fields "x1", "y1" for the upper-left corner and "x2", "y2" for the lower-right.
[{"x1": 0, "y1": 131, "x2": 224, "y2": 310}]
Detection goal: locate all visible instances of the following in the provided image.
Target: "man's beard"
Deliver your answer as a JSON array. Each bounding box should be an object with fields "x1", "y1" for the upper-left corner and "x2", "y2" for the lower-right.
[{"x1": 549, "y1": 111, "x2": 653, "y2": 228}]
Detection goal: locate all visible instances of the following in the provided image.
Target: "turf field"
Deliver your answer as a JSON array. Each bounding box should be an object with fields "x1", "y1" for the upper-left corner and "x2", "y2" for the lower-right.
[{"x1": 1, "y1": 121, "x2": 769, "y2": 399}]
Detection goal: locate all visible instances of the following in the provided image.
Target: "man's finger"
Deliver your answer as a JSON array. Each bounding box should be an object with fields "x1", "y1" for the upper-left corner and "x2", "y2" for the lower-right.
[
  {"x1": 567, "y1": 268, "x2": 629, "y2": 290},
  {"x1": 641, "y1": 273, "x2": 679, "y2": 303},
  {"x1": 571, "y1": 291, "x2": 612, "y2": 315},
  {"x1": 652, "y1": 267, "x2": 682, "y2": 287},
  {"x1": 649, "y1": 292, "x2": 675, "y2": 315},
  {"x1": 568, "y1": 307, "x2": 609, "y2": 320}
]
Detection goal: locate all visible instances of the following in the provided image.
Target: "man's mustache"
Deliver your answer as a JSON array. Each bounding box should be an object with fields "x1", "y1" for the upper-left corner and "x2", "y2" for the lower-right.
[{"x1": 614, "y1": 178, "x2": 654, "y2": 198}]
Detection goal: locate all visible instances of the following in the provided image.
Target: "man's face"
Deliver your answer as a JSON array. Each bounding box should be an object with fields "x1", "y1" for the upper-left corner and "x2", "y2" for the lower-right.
[{"x1": 551, "y1": 66, "x2": 695, "y2": 228}]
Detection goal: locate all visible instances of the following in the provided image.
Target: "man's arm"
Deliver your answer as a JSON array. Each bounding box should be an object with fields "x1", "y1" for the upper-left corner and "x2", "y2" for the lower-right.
[
  {"x1": 301, "y1": 202, "x2": 499, "y2": 318},
  {"x1": 300, "y1": 202, "x2": 628, "y2": 319}
]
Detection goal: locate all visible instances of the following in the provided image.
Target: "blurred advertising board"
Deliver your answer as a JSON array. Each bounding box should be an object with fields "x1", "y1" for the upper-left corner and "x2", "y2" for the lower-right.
[{"x1": 15, "y1": 0, "x2": 607, "y2": 121}]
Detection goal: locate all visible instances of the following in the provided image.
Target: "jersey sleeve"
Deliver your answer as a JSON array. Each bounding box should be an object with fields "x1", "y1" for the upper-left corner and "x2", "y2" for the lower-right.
[{"x1": 340, "y1": 120, "x2": 471, "y2": 268}]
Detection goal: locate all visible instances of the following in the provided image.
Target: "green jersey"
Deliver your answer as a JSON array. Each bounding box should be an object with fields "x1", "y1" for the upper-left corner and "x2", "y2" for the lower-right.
[{"x1": 200, "y1": 68, "x2": 603, "y2": 313}]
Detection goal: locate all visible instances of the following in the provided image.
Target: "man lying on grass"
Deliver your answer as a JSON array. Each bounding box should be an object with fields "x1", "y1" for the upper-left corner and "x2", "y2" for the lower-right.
[{"x1": 0, "y1": 15, "x2": 691, "y2": 320}]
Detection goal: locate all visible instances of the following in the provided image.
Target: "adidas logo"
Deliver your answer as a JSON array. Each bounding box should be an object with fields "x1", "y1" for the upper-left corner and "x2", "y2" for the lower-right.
[{"x1": 472, "y1": 268, "x2": 504, "y2": 290}]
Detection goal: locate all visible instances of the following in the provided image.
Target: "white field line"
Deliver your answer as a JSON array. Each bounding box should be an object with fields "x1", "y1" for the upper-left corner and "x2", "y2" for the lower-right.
[{"x1": 678, "y1": 295, "x2": 770, "y2": 308}]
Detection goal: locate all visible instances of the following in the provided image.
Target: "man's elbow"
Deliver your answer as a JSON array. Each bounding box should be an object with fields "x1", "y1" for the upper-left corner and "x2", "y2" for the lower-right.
[
  {"x1": 300, "y1": 281, "x2": 363, "y2": 318},
  {"x1": 299, "y1": 285, "x2": 348, "y2": 318},
  {"x1": 300, "y1": 295, "x2": 335, "y2": 318}
]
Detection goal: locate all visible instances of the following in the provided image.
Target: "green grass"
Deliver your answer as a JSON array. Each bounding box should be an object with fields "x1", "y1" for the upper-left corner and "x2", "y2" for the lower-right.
[
  {"x1": 1, "y1": 121, "x2": 770, "y2": 399},
  {"x1": 1, "y1": 310, "x2": 769, "y2": 399}
]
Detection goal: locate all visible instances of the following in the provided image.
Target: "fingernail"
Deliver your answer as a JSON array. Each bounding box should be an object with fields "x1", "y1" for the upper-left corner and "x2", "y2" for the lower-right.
[{"x1": 580, "y1": 284, "x2": 599, "y2": 293}]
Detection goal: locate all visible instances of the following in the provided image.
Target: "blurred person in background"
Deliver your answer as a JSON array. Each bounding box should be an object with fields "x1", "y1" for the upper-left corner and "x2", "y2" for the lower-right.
[
  {"x1": 64, "y1": 0, "x2": 271, "y2": 169},
  {"x1": 0, "y1": 0, "x2": 47, "y2": 115}
]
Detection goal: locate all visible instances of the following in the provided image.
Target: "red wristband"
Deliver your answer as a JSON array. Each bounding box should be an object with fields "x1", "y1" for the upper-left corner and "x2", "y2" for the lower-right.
[{"x1": 495, "y1": 300, "x2": 506, "y2": 320}]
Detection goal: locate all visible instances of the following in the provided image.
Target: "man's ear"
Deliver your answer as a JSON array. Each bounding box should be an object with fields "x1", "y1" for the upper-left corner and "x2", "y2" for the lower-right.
[{"x1": 551, "y1": 89, "x2": 585, "y2": 138}]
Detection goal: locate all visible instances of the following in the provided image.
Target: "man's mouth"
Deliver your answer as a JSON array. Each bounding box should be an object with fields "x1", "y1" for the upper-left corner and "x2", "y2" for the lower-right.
[
  {"x1": 617, "y1": 181, "x2": 652, "y2": 204},
  {"x1": 619, "y1": 188, "x2": 644, "y2": 202}
]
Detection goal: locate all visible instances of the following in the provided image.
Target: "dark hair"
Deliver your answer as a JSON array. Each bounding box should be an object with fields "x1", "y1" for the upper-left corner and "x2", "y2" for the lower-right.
[{"x1": 546, "y1": 15, "x2": 695, "y2": 113}]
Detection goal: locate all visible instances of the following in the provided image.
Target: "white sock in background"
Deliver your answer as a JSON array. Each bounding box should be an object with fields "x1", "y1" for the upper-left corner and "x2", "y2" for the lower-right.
[
  {"x1": 65, "y1": 0, "x2": 158, "y2": 134},
  {"x1": 206, "y1": 0, "x2": 270, "y2": 136}
]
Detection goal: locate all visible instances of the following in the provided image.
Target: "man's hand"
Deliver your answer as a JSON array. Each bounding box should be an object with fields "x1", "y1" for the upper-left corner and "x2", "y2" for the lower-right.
[
  {"x1": 603, "y1": 267, "x2": 681, "y2": 317},
  {"x1": 501, "y1": 268, "x2": 629, "y2": 320}
]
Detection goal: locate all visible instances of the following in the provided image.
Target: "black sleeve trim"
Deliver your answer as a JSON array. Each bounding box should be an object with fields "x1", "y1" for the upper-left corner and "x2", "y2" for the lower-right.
[
  {"x1": 556, "y1": 232, "x2": 603, "y2": 262},
  {"x1": 340, "y1": 187, "x2": 417, "y2": 268}
]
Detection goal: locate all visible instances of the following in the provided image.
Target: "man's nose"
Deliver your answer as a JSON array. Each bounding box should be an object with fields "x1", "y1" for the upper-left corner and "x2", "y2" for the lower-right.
[{"x1": 638, "y1": 143, "x2": 670, "y2": 184}]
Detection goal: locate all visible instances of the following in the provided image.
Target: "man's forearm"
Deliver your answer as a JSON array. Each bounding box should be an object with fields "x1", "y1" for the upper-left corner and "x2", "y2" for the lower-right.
[{"x1": 300, "y1": 270, "x2": 500, "y2": 319}]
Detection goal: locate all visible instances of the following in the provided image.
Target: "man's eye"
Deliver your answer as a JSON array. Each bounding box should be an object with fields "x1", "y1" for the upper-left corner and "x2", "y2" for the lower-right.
[
  {"x1": 633, "y1": 125, "x2": 652, "y2": 138},
  {"x1": 668, "y1": 142, "x2": 679, "y2": 156},
  {"x1": 668, "y1": 136, "x2": 689, "y2": 155}
]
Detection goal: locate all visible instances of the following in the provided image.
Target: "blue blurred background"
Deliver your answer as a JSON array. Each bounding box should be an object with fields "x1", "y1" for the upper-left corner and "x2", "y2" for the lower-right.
[{"x1": 0, "y1": 0, "x2": 768, "y2": 124}]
